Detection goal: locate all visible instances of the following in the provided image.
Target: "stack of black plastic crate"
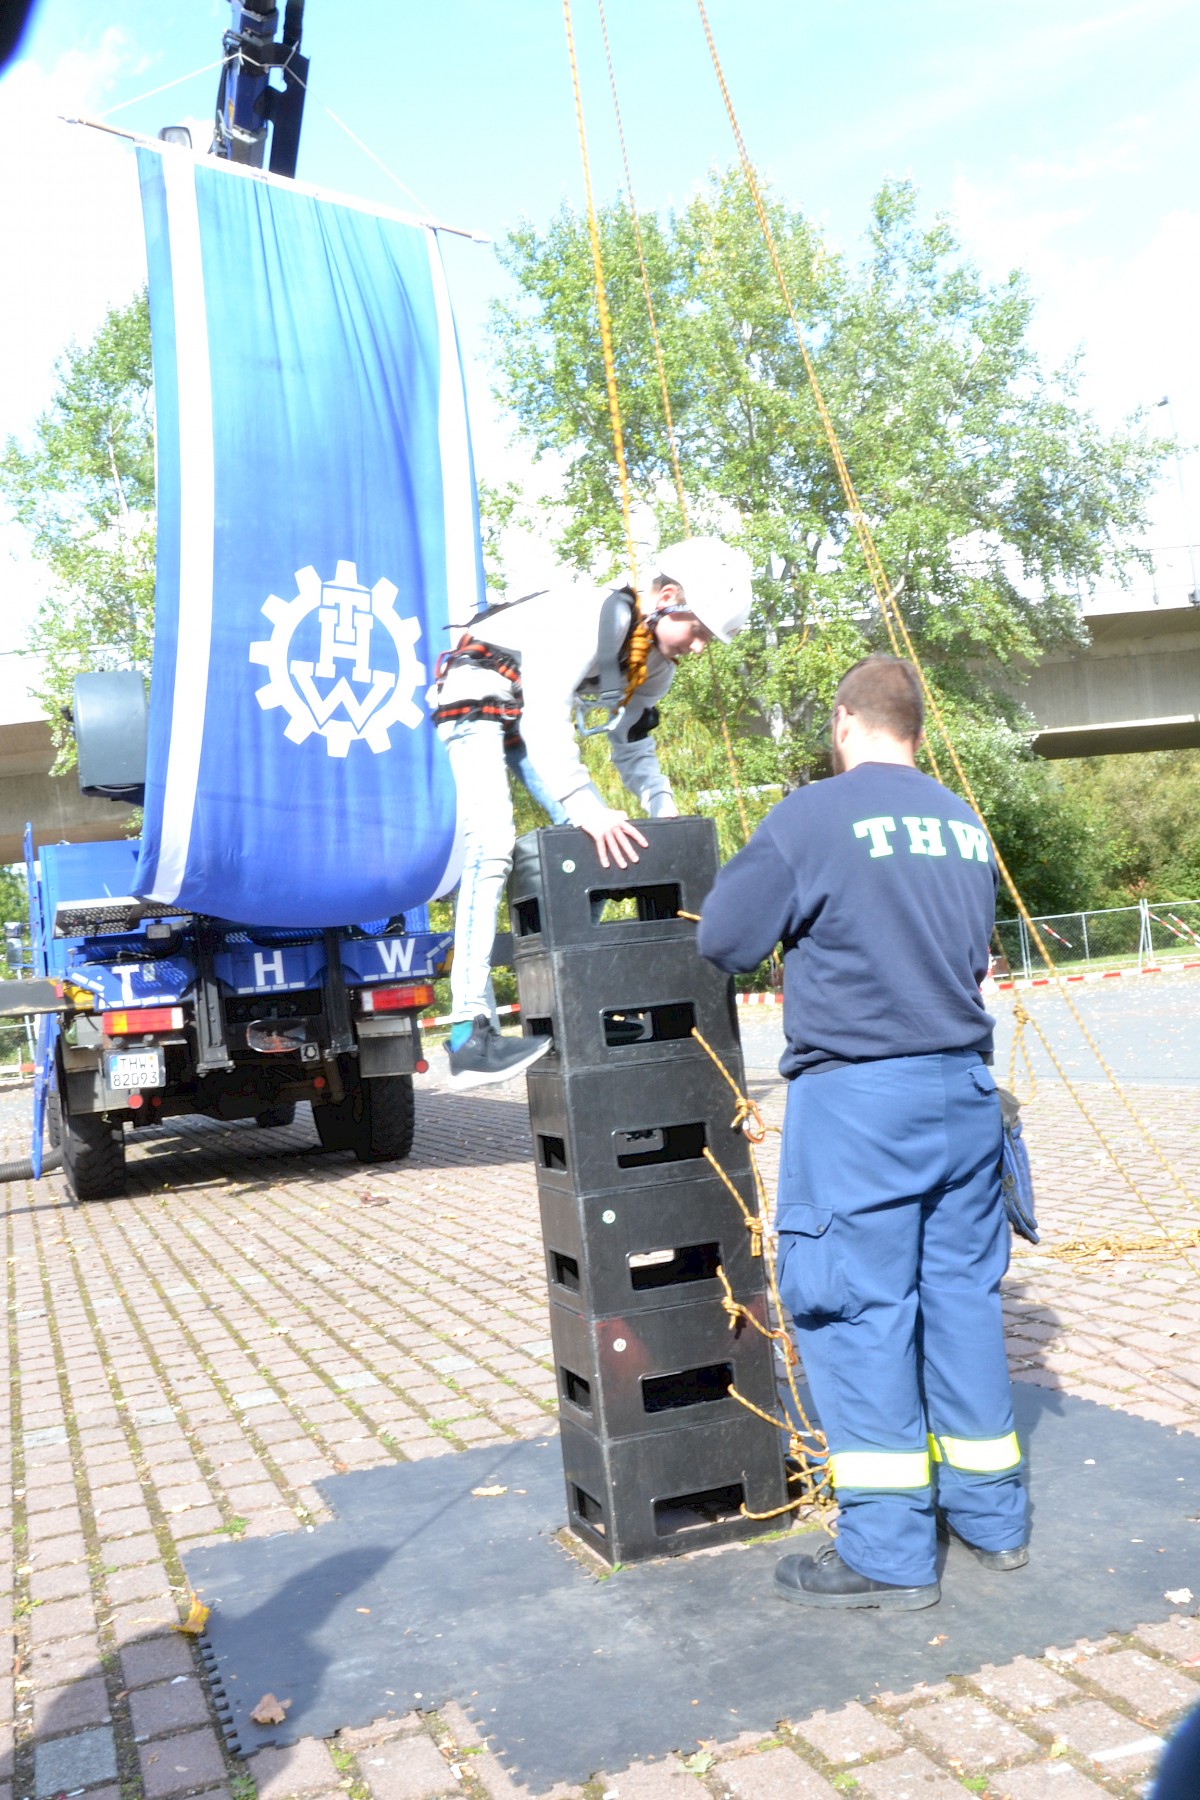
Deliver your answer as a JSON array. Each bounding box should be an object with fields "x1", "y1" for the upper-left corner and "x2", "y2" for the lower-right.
[{"x1": 510, "y1": 817, "x2": 788, "y2": 1563}]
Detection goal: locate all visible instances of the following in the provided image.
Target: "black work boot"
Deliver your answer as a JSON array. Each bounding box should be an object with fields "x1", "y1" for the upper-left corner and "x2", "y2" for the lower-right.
[
  {"x1": 937, "y1": 1516, "x2": 1029, "y2": 1571},
  {"x1": 774, "y1": 1540, "x2": 940, "y2": 1611},
  {"x1": 445, "y1": 1017, "x2": 552, "y2": 1091}
]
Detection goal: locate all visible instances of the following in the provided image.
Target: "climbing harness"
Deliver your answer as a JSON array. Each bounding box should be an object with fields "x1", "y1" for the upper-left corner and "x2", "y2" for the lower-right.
[{"x1": 573, "y1": 586, "x2": 658, "y2": 737}]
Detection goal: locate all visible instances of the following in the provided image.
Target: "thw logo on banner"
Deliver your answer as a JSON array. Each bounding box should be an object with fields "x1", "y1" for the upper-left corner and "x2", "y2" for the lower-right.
[
  {"x1": 250, "y1": 560, "x2": 426, "y2": 757},
  {"x1": 132, "y1": 147, "x2": 482, "y2": 925}
]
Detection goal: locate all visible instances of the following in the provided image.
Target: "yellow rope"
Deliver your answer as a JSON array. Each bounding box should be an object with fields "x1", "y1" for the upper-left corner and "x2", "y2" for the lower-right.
[
  {"x1": 1050, "y1": 1227, "x2": 1200, "y2": 1265},
  {"x1": 561, "y1": 0, "x2": 640, "y2": 596},
  {"x1": 691, "y1": 1029, "x2": 833, "y2": 1520},
  {"x1": 693, "y1": 0, "x2": 1195, "y2": 1223},
  {"x1": 596, "y1": 0, "x2": 753, "y2": 845}
]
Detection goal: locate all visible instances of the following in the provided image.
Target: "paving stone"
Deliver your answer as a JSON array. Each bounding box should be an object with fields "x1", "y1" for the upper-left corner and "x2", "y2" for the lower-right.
[
  {"x1": 33, "y1": 1725, "x2": 117, "y2": 1796},
  {"x1": 139, "y1": 1727, "x2": 228, "y2": 1798},
  {"x1": 249, "y1": 1737, "x2": 343, "y2": 1799},
  {"x1": 101, "y1": 1532, "x2": 162, "y2": 1568},
  {"x1": 970, "y1": 1655, "x2": 1081, "y2": 1712},
  {"x1": 353, "y1": 1731, "x2": 457, "y2": 1800},
  {"x1": 795, "y1": 1699, "x2": 902, "y2": 1763},
  {"x1": 105, "y1": 1563, "x2": 175, "y2": 1606},
  {"x1": 901, "y1": 1693, "x2": 1037, "y2": 1767},
  {"x1": 1134, "y1": 1613, "x2": 1200, "y2": 1663},
  {"x1": 594, "y1": 1757, "x2": 706, "y2": 1800},
  {"x1": 26, "y1": 1516, "x2": 86, "y2": 1551},
  {"x1": 28, "y1": 1560, "x2": 91, "y2": 1603},
  {"x1": 1080, "y1": 1646, "x2": 1199, "y2": 1720},
  {"x1": 336, "y1": 1716, "x2": 423, "y2": 1750},
  {"x1": 1037, "y1": 1698, "x2": 1165, "y2": 1776},
  {"x1": 32, "y1": 1676, "x2": 111, "y2": 1737},
  {"x1": 130, "y1": 1677, "x2": 212, "y2": 1738},
  {"x1": 24, "y1": 1482, "x2": 79, "y2": 1515},
  {"x1": 989, "y1": 1766, "x2": 1112, "y2": 1797},
  {"x1": 720, "y1": 1745, "x2": 839, "y2": 1798},
  {"x1": 854, "y1": 1749, "x2": 969, "y2": 1797},
  {"x1": 27, "y1": 1638, "x2": 102, "y2": 1689},
  {"x1": 27, "y1": 1592, "x2": 95, "y2": 1643},
  {"x1": 121, "y1": 1634, "x2": 197, "y2": 1689},
  {"x1": 867, "y1": 1681, "x2": 954, "y2": 1711}
]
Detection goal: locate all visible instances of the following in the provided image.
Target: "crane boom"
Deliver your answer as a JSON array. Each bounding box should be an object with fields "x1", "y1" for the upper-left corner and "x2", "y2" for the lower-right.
[{"x1": 212, "y1": 1, "x2": 308, "y2": 178}]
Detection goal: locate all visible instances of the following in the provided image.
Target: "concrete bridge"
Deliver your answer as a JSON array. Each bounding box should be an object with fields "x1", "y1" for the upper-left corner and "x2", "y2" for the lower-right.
[
  {"x1": 1, "y1": 602, "x2": 1198, "y2": 865},
  {"x1": 0, "y1": 655, "x2": 135, "y2": 866},
  {"x1": 1023, "y1": 603, "x2": 1200, "y2": 759}
]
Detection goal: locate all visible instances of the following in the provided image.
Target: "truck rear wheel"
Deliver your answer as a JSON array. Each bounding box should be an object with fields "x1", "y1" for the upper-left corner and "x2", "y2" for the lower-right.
[
  {"x1": 314, "y1": 1074, "x2": 414, "y2": 1163},
  {"x1": 62, "y1": 1110, "x2": 127, "y2": 1202}
]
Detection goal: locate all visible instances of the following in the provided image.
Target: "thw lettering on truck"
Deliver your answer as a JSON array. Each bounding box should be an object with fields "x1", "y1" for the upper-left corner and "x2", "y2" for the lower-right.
[
  {"x1": 852, "y1": 817, "x2": 991, "y2": 862},
  {"x1": 377, "y1": 937, "x2": 417, "y2": 976}
]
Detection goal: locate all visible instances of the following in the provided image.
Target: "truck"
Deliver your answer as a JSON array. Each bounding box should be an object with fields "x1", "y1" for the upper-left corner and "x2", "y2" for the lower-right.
[
  {"x1": 1, "y1": 1, "x2": 477, "y2": 1203},
  {"x1": 17, "y1": 675, "x2": 451, "y2": 1204}
]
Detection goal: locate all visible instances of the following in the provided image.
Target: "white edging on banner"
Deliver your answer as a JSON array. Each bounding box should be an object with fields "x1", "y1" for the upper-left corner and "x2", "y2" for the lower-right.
[
  {"x1": 426, "y1": 226, "x2": 473, "y2": 901},
  {"x1": 149, "y1": 157, "x2": 215, "y2": 904}
]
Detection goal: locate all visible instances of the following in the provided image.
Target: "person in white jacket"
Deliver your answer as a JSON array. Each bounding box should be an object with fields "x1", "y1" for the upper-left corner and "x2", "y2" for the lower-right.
[{"x1": 433, "y1": 537, "x2": 752, "y2": 1089}]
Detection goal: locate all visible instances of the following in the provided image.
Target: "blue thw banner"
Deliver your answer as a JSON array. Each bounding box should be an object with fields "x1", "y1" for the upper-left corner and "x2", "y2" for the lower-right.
[{"x1": 134, "y1": 146, "x2": 480, "y2": 925}]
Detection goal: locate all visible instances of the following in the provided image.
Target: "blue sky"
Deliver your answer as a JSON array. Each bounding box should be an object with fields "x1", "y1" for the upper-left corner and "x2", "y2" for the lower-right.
[{"x1": 2, "y1": 0, "x2": 1198, "y2": 635}]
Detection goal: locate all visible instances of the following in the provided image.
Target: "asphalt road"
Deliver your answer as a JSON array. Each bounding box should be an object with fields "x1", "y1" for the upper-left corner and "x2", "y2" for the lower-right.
[{"x1": 736, "y1": 969, "x2": 1200, "y2": 1087}]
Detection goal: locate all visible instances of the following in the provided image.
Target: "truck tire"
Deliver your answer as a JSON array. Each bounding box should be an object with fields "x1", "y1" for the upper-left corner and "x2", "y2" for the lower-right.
[
  {"x1": 62, "y1": 1111, "x2": 127, "y2": 1203},
  {"x1": 353, "y1": 1074, "x2": 415, "y2": 1163},
  {"x1": 315, "y1": 1075, "x2": 414, "y2": 1163},
  {"x1": 255, "y1": 1102, "x2": 296, "y2": 1129}
]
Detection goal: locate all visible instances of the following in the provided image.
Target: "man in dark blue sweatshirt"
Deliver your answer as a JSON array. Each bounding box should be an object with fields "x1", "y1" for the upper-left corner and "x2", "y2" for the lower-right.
[{"x1": 698, "y1": 654, "x2": 1027, "y2": 1611}]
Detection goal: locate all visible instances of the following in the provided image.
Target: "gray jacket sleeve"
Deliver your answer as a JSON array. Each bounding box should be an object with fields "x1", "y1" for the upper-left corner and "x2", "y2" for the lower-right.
[{"x1": 608, "y1": 659, "x2": 677, "y2": 818}]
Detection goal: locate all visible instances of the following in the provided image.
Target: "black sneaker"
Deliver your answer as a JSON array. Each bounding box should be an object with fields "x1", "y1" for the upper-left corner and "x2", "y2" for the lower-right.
[
  {"x1": 937, "y1": 1516, "x2": 1029, "y2": 1571},
  {"x1": 445, "y1": 1017, "x2": 552, "y2": 1091},
  {"x1": 774, "y1": 1541, "x2": 940, "y2": 1611}
]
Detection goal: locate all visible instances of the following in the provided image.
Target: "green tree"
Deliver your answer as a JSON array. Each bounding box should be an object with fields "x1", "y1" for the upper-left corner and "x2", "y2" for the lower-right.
[
  {"x1": 1, "y1": 291, "x2": 155, "y2": 763},
  {"x1": 490, "y1": 172, "x2": 1167, "y2": 909},
  {"x1": 1058, "y1": 749, "x2": 1200, "y2": 904}
]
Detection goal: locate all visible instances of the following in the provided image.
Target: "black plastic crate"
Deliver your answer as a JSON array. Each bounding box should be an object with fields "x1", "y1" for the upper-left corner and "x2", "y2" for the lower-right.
[
  {"x1": 539, "y1": 1174, "x2": 765, "y2": 1319},
  {"x1": 515, "y1": 939, "x2": 741, "y2": 1075},
  {"x1": 510, "y1": 819, "x2": 719, "y2": 955},
  {"x1": 559, "y1": 1409, "x2": 788, "y2": 1563},
  {"x1": 526, "y1": 1059, "x2": 754, "y2": 1197}
]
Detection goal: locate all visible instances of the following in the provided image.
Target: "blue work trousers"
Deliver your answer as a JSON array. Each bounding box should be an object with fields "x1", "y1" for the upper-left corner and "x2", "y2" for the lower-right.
[{"x1": 776, "y1": 1051, "x2": 1027, "y2": 1588}]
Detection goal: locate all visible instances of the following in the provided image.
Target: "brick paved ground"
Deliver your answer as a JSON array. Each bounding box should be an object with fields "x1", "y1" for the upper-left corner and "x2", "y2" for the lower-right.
[{"x1": 2, "y1": 1020, "x2": 1200, "y2": 1800}]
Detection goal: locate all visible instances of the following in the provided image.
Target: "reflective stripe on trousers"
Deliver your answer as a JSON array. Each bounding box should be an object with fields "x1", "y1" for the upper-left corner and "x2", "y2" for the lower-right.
[
  {"x1": 829, "y1": 1449, "x2": 930, "y2": 1491},
  {"x1": 929, "y1": 1432, "x2": 1021, "y2": 1473}
]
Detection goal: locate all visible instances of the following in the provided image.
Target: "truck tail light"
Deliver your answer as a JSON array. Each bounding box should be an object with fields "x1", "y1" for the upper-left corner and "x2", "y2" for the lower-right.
[
  {"x1": 103, "y1": 1007, "x2": 185, "y2": 1035},
  {"x1": 360, "y1": 983, "x2": 435, "y2": 1015}
]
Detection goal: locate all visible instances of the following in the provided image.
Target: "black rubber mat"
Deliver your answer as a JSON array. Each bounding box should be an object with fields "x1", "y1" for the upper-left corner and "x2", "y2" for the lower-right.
[{"x1": 186, "y1": 1384, "x2": 1200, "y2": 1789}]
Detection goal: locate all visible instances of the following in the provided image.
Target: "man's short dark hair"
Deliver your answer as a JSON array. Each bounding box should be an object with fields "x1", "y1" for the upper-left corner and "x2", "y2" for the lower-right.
[{"x1": 834, "y1": 655, "x2": 924, "y2": 744}]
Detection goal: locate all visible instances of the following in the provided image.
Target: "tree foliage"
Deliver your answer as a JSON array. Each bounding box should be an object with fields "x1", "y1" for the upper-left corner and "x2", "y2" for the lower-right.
[
  {"x1": 0, "y1": 291, "x2": 155, "y2": 761},
  {"x1": 489, "y1": 171, "x2": 1168, "y2": 908},
  {"x1": 1057, "y1": 749, "x2": 1200, "y2": 905}
]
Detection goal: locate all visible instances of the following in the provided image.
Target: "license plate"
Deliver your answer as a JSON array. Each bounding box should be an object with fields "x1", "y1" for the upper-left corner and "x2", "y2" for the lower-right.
[{"x1": 107, "y1": 1050, "x2": 165, "y2": 1091}]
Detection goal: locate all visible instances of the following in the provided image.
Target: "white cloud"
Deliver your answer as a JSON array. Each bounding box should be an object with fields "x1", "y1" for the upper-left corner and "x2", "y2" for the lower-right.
[
  {"x1": 949, "y1": 110, "x2": 1200, "y2": 610},
  {"x1": 843, "y1": 0, "x2": 1196, "y2": 162},
  {"x1": 0, "y1": 37, "x2": 150, "y2": 439}
]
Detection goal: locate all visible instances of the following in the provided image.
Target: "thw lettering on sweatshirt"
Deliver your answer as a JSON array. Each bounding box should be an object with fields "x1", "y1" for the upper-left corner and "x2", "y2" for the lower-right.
[{"x1": 852, "y1": 815, "x2": 990, "y2": 863}]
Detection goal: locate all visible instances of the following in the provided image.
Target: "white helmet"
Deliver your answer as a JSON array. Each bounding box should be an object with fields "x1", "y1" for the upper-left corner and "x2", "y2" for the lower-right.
[{"x1": 652, "y1": 537, "x2": 753, "y2": 642}]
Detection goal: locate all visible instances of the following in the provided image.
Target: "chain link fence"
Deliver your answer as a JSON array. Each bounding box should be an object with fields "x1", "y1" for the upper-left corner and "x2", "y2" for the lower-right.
[{"x1": 994, "y1": 899, "x2": 1200, "y2": 979}]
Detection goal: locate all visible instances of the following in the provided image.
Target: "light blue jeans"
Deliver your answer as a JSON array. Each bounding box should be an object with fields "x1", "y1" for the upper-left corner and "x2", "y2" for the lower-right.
[{"x1": 438, "y1": 717, "x2": 566, "y2": 1024}]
